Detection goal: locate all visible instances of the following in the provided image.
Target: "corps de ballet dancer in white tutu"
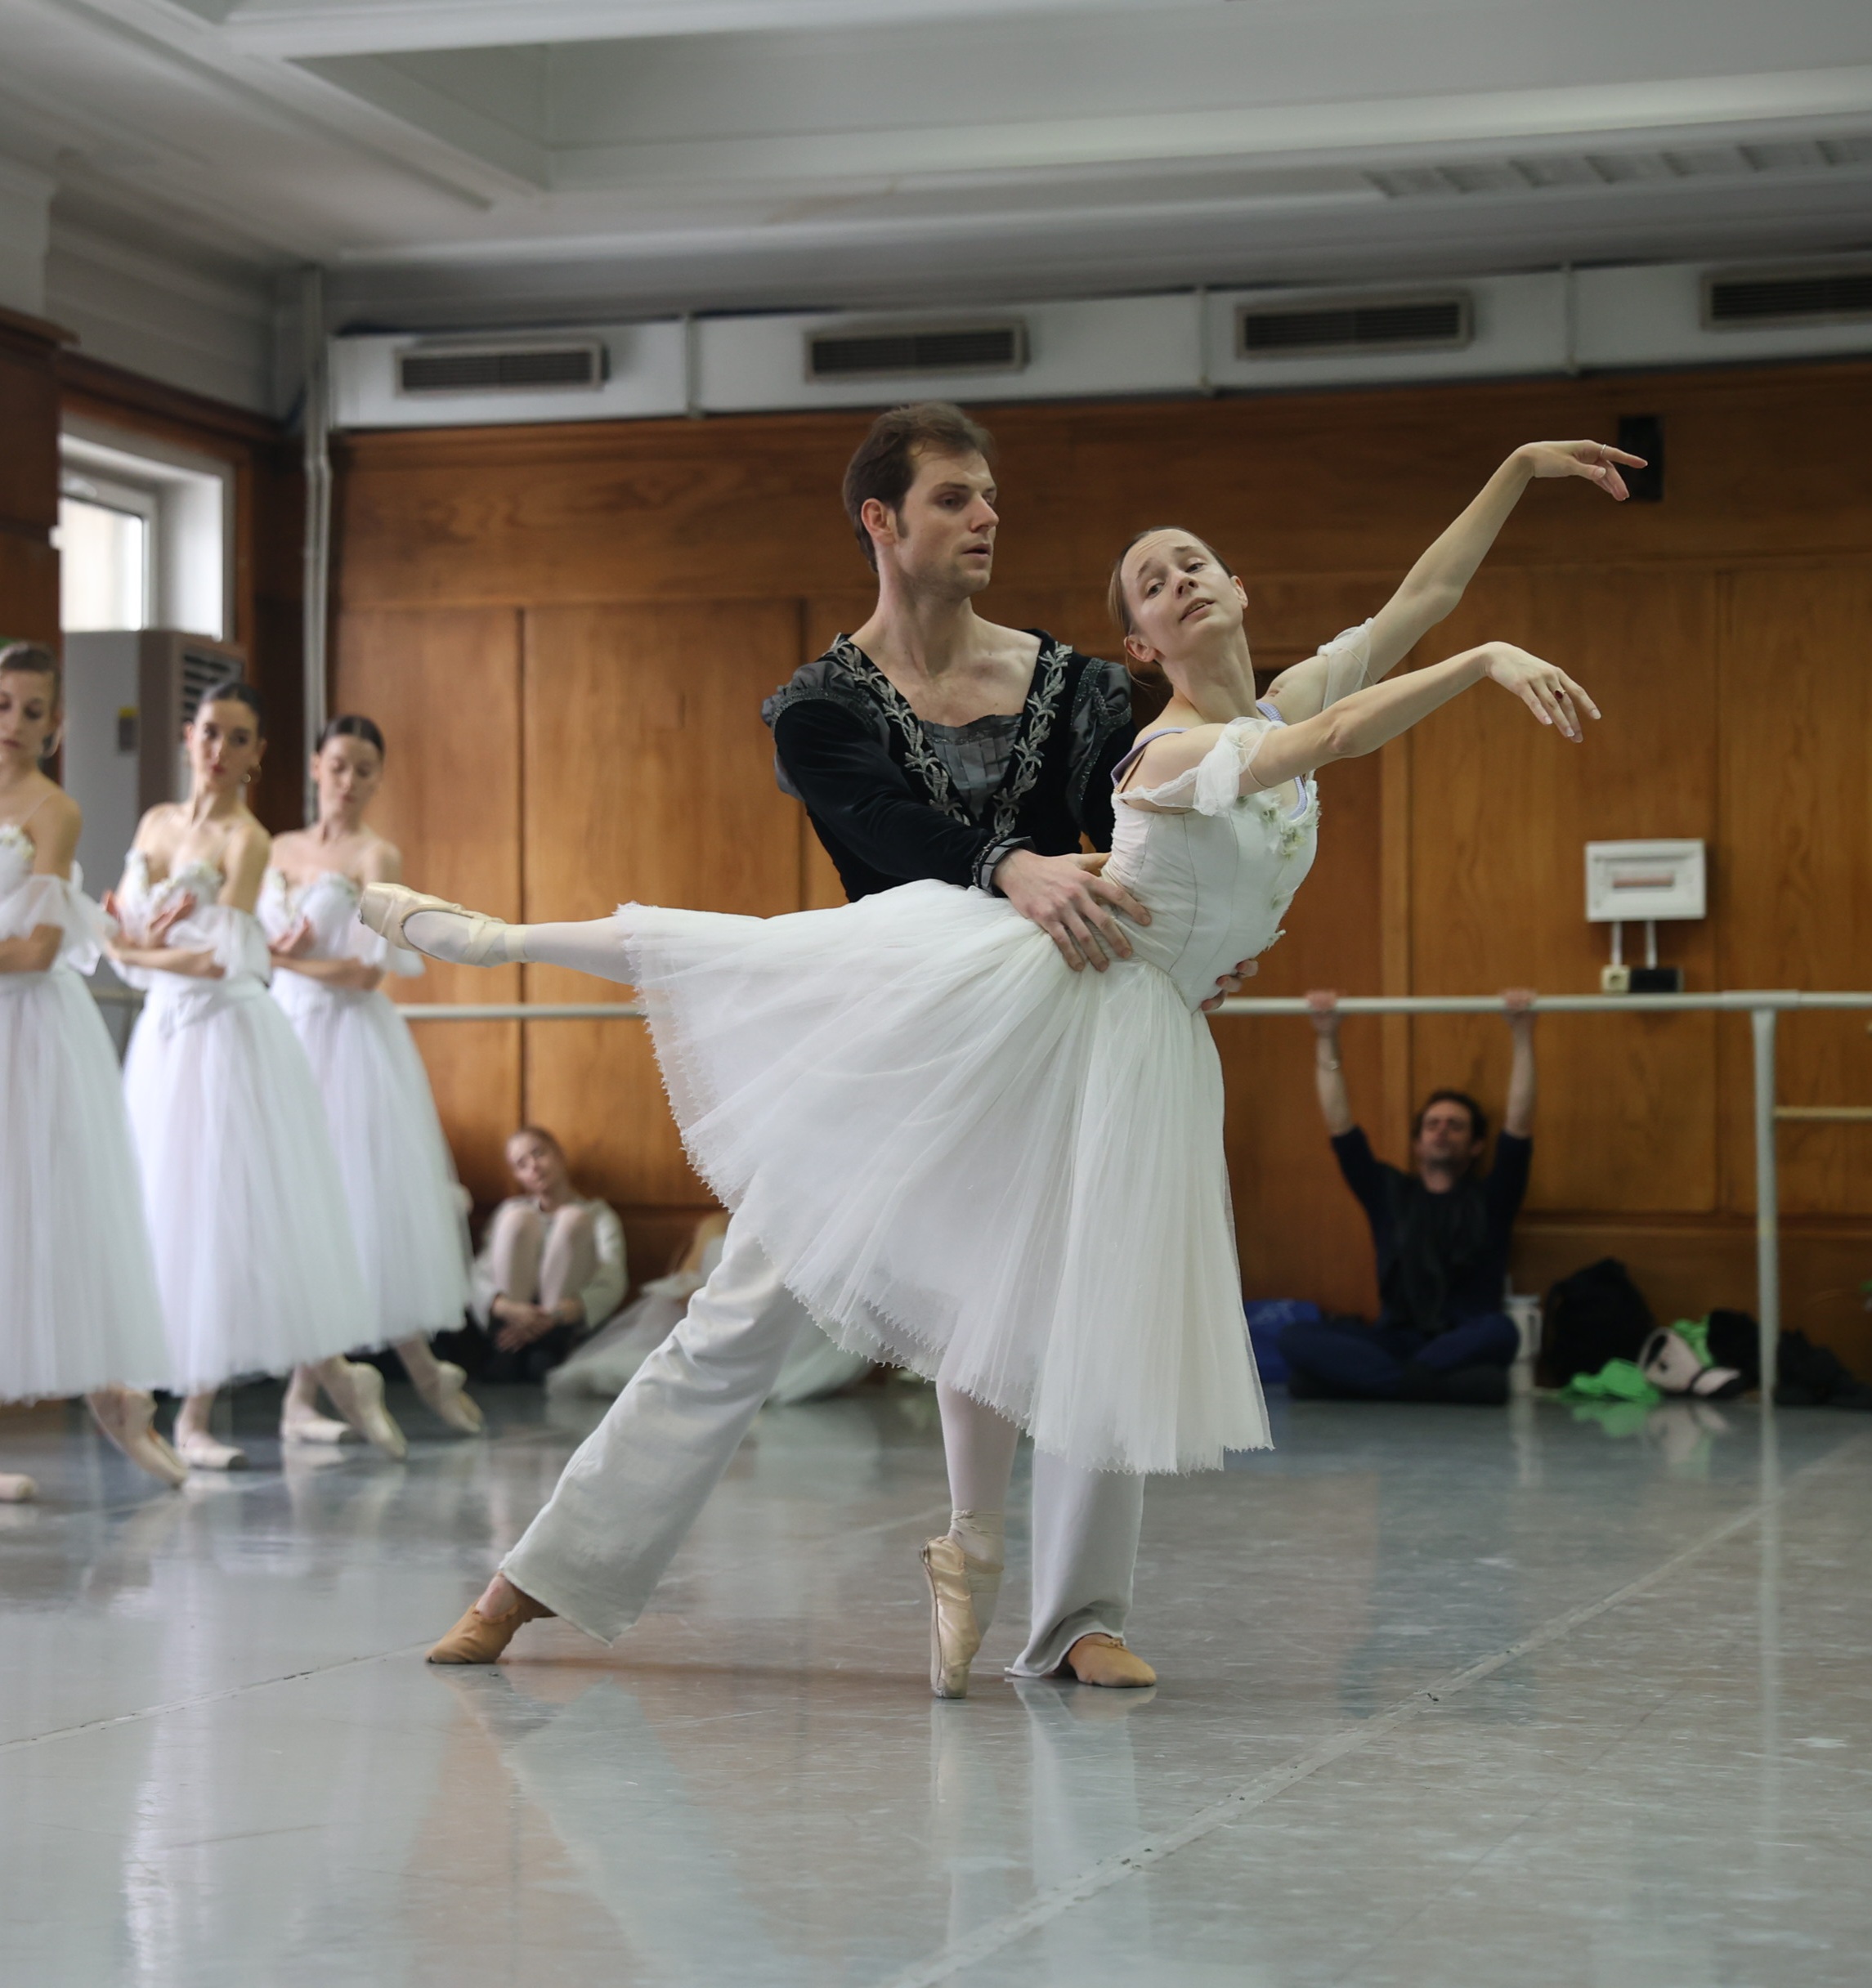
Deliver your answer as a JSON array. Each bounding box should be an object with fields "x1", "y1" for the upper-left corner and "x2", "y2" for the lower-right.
[
  {"x1": 368, "y1": 435, "x2": 1637, "y2": 1693},
  {"x1": 0, "y1": 644, "x2": 185, "y2": 1498},
  {"x1": 262, "y1": 713, "x2": 481, "y2": 1440},
  {"x1": 105, "y1": 682, "x2": 406, "y2": 1471}
]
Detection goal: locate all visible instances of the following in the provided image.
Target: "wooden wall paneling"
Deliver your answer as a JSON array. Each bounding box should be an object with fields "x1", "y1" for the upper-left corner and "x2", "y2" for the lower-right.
[
  {"x1": 333, "y1": 607, "x2": 523, "y2": 1201},
  {"x1": 1716, "y1": 563, "x2": 1872, "y2": 1220},
  {"x1": 0, "y1": 533, "x2": 59, "y2": 645},
  {"x1": 0, "y1": 311, "x2": 65, "y2": 645},
  {"x1": 328, "y1": 361, "x2": 1872, "y2": 1363},
  {"x1": 1404, "y1": 566, "x2": 1722, "y2": 1216},
  {"x1": 519, "y1": 600, "x2": 808, "y2": 1220}
]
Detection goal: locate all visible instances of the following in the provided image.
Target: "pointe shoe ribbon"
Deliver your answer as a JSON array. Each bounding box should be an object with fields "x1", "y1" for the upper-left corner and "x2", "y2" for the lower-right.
[
  {"x1": 356, "y1": 883, "x2": 514, "y2": 969},
  {"x1": 1064, "y1": 1632, "x2": 1157, "y2": 1689},
  {"x1": 921, "y1": 1535, "x2": 984, "y2": 1699},
  {"x1": 427, "y1": 1590, "x2": 554, "y2": 1665}
]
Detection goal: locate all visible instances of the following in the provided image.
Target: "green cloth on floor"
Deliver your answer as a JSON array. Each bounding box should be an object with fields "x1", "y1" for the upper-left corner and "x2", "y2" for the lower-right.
[
  {"x1": 1675, "y1": 1317, "x2": 1715, "y2": 1366},
  {"x1": 1559, "y1": 1359, "x2": 1662, "y2": 1406}
]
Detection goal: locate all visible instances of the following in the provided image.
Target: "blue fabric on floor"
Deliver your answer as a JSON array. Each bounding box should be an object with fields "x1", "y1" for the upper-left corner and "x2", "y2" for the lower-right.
[{"x1": 1245, "y1": 1300, "x2": 1320, "y2": 1386}]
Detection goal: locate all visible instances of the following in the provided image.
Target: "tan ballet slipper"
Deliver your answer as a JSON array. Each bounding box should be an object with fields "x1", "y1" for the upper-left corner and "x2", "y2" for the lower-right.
[
  {"x1": 427, "y1": 1587, "x2": 554, "y2": 1664},
  {"x1": 921, "y1": 1535, "x2": 984, "y2": 1699},
  {"x1": 1063, "y1": 1632, "x2": 1157, "y2": 1689}
]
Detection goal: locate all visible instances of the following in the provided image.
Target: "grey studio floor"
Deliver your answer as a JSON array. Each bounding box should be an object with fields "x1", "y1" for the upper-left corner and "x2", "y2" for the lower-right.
[{"x1": 3, "y1": 1381, "x2": 1870, "y2": 1988}]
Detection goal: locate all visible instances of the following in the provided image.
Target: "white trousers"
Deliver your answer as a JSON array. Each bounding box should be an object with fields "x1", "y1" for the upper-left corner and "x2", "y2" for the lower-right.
[{"x1": 503, "y1": 1214, "x2": 1144, "y2": 1675}]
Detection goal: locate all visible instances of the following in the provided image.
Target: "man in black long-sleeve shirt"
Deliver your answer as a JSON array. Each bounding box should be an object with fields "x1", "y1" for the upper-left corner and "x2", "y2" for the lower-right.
[{"x1": 1279, "y1": 990, "x2": 1537, "y2": 1405}]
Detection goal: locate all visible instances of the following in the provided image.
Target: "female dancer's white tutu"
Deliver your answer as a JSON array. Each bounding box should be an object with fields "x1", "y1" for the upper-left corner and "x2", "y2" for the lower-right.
[
  {"x1": 612, "y1": 715, "x2": 1319, "y2": 1475},
  {"x1": 0, "y1": 829, "x2": 170, "y2": 1400},
  {"x1": 117, "y1": 853, "x2": 378, "y2": 1394},
  {"x1": 262, "y1": 870, "x2": 469, "y2": 1341}
]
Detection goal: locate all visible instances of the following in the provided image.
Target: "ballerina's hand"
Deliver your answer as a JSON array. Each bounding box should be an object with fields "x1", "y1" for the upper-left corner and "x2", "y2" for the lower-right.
[
  {"x1": 272, "y1": 915, "x2": 316, "y2": 960},
  {"x1": 1515, "y1": 439, "x2": 1648, "y2": 501},
  {"x1": 146, "y1": 894, "x2": 196, "y2": 947},
  {"x1": 1482, "y1": 644, "x2": 1599, "y2": 741},
  {"x1": 1200, "y1": 958, "x2": 1257, "y2": 1014}
]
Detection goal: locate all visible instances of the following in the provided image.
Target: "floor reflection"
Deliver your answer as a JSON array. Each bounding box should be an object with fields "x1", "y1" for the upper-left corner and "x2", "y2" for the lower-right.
[{"x1": 1, "y1": 1387, "x2": 1867, "y2": 1988}]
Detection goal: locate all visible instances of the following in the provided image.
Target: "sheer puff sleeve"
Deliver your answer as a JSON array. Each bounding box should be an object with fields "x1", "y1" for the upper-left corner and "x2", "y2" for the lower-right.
[
  {"x1": 1120, "y1": 717, "x2": 1279, "y2": 816},
  {"x1": 1316, "y1": 620, "x2": 1373, "y2": 710},
  {"x1": 0, "y1": 872, "x2": 110, "y2": 972}
]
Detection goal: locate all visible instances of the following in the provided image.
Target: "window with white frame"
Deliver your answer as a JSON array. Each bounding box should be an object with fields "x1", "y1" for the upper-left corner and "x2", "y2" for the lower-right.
[{"x1": 57, "y1": 424, "x2": 234, "y2": 642}]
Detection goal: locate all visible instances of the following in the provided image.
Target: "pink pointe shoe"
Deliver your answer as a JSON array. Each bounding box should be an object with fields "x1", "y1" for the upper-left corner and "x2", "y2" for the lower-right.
[{"x1": 356, "y1": 884, "x2": 514, "y2": 968}]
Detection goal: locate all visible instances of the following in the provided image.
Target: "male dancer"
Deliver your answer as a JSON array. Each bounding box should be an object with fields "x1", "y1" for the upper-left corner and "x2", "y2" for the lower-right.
[{"x1": 424, "y1": 401, "x2": 1250, "y2": 1689}]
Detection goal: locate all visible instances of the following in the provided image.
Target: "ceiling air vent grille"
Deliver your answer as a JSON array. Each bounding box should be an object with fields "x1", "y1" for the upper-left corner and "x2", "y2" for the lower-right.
[
  {"x1": 1237, "y1": 293, "x2": 1471, "y2": 360},
  {"x1": 806, "y1": 320, "x2": 1028, "y2": 381},
  {"x1": 396, "y1": 340, "x2": 608, "y2": 396},
  {"x1": 1703, "y1": 266, "x2": 1872, "y2": 329}
]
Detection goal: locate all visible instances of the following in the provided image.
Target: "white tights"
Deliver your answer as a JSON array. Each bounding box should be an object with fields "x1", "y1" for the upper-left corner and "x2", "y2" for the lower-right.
[
  {"x1": 938, "y1": 1383, "x2": 1016, "y2": 1623},
  {"x1": 402, "y1": 909, "x2": 632, "y2": 982}
]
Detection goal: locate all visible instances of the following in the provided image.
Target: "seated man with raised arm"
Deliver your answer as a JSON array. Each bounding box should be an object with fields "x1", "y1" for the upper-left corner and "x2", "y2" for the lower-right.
[{"x1": 1279, "y1": 990, "x2": 1536, "y2": 1406}]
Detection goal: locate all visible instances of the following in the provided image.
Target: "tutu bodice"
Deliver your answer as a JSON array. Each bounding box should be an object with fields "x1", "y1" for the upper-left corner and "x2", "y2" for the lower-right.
[
  {"x1": 1104, "y1": 716, "x2": 1319, "y2": 1011},
  {"x1": 260, "y1": 867, "x2": 422, "y2": 987},
  {"x1": 114, "y1": 850, "x2": 271, "y2": 1033},
  {"x1": 0, "y1": 822, "x2": 110, "y2": 977}
]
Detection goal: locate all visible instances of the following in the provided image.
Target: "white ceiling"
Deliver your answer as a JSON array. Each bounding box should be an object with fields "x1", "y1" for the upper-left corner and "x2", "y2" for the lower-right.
[{"x1": 3, "y1": 0, "x2": 1870, "y2": 402}]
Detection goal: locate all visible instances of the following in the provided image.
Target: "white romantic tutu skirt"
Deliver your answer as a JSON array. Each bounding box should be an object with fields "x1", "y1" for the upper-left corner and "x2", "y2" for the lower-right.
[
  {"x1": 271, "y1": 975, "x2": 469, "y2": 1341},
  {"x1": 621, "y1": 880, "x2": 1267, "y2": 1475},
  {"x1": 0, "y1": 967, "x2": 172, "y2": 1400},
  {"x1": 123, "y1": 979, "x2": 378, "y2": 1394}
]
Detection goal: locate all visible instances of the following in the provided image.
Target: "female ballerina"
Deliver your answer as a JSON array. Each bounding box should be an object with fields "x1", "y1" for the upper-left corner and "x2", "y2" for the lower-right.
[
  {"x1": 108, "y1": 682, "x2": 404, "y2": 1470},
  {"x1": 0, "y1": 643, "x2": 183, "y2": 1497},
  {"x1": 371, "y1": 437, "x2": 1631, "y2": 1693},
  {"x1": 262, "y1": 714, "x2": 481, "y2": 1439}
]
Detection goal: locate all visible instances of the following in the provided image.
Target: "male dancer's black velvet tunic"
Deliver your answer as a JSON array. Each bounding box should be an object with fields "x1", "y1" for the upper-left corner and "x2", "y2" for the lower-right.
[{"x1": 763, "y1": 633, "x2": 1134, "y2": 900}]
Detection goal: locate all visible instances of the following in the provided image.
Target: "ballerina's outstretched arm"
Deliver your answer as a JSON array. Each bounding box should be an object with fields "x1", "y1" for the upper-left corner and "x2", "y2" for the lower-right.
[
  {"x1": 1265, "y1": 440, "x2": 1642, "y2": 723},
  {"x1": 1123, "y1": 641, "x2": 1597, "y2": 812}
]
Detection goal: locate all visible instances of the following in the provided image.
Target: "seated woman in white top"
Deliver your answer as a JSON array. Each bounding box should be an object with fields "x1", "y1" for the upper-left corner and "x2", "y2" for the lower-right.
[{"x1": 475, "y1": 1126, "x2": 627, "y2": 1384}]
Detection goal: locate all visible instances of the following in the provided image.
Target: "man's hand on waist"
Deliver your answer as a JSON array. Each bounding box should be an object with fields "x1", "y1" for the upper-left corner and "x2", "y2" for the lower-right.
[{"x1": 993, "y1": 848, "x2": 1149, "y2": 972}]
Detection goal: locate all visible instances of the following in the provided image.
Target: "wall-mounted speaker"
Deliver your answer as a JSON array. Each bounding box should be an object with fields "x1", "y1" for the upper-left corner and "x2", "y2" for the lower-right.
[{"x1": 1617, "y1": 414, "x2": 1664, "y2": 502}]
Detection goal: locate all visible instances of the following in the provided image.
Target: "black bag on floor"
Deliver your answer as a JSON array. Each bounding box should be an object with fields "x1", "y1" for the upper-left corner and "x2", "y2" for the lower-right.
[
  {"x1": 1773, "y1": 1330, "x2": 1872, "y2": 1410},
  {"x1": 1704, "y1": 1308, "x2": 1762, "y2": 1387},
  {"x1": 1541, "y1": 1257, "x2": 1654, "y2": 1386}
]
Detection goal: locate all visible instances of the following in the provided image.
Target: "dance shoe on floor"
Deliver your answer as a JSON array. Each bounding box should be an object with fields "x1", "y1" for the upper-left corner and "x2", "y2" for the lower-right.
[
  {"x1": 176, "y1": 1431, "x2": 249, "y2": 1471},
  {"x1": 413, "y1": 1360, "x2": 485, "y2": 1435},
  {"x1": 280, "y1": 1409, "x2": 353, "y2": 1444},
  {"x1": 0, "y1": 1473, "x2": 37, "y2": 1502},
  {"x1": 324, "y1": 1359, "x2": 409, "y2": 1460},
  {"x1": 89, "y1": 1387, "x2": 189, "y2": 1489},
  {"x1": 1063, "y1": 1633, "x2": 1158, "y2": 1689},
  {"x1": 427, "y1": 1588, "x2": 555, "y2": 1664},
  {"x1": 357, "y1": 883, "x2": 514, "y2": 968},
  {"x1": 922, "y1": 1534, "x2": 988, "y2": 1699}
]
